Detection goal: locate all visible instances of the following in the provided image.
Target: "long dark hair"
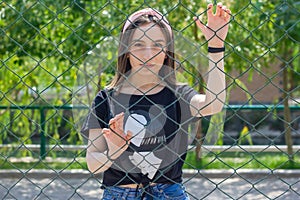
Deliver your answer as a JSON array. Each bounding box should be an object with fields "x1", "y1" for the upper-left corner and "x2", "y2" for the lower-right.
[{"x1": 107, "y1": 14, "x2": 176, "y2": 90}]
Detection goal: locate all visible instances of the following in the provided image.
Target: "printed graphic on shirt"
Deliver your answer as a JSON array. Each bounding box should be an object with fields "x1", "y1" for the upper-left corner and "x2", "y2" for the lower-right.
[
  {"x1": 123, "y1": 108, "x2": 166, "y2": 178},
  {"x1": 129, "y1": 151, "x2": 162, "y2": 179},
  {"x1": 124, "y1": 113, "x2": 147, "y2": 147},
  {"x1": 124, "y1": 107, "x2": 167, "y2": 147}
]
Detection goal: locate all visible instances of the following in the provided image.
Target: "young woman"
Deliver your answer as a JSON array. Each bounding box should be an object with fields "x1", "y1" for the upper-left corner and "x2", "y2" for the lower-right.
[{"x1": 82, "y1": 2, "x2": 231, "y2": 199}]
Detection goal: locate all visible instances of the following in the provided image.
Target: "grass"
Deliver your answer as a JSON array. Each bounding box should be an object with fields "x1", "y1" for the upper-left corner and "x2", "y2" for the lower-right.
[
  {"x1": 0, "y1": 157, "x2": 87, "y2": 170},
  {"x1": 184, "y1": 151, "x2": 300, "y2": 170},
  {"x1": 1, "y1": 151, "x2": 299, "y2": 171}
]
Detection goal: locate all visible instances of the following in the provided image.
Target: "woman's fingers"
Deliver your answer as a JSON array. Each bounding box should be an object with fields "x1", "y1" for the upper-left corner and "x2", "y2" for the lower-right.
[
  {"x1": 221, "y1": 6, "x2": 226, "y2": 17},
  {"x1": 116, "y1": 112, "x2": 124, "y2": 129},
  {"x1": 193, "y1": 16, "x2": 206, "y2": 33},
  {"x1": 104, "y1": 112, "x2": 129, "y2": 143},
  {"x1": 103, "y1": 128, "x2": 125, "y2": 145},
  {"x1": 207, "y1": 3, "x2": 214, "y2": 18},
  {"x1": 102, "y1": 128, "x2": 110, "y2": 135},
  {"x1": 225, "y1": 8, "x2": 231, "y2": 22},
  {"x1": 109, "y1": 112, "x2": 124, "y2": 133},
  {"x1": 109, "y1": 112, "x2": 123, "y2": 125},
  {"x1": 206, "y1": 3, "x2": 231, "y2": 20},
  {"x1": 102, "y1": 128, "x2": 114, "y2": 142},
  {"x1": 126, "y1": 130, "x2": 133, "y2": 141},
  {"x1": 215, "y1": 2, "x2": 223, "y2": 16}
]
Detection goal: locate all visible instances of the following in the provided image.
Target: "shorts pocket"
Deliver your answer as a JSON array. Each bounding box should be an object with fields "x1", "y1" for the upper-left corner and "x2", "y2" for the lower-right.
[
  {"x1": 163, "y1": 192, "x2": 189, "y2": 200},
  {"x1": 161, "y1": 184, "x2": 189, "y2": 200},
  {"x1": 102, "y1": 189, "x2": 121, "y2": 200}
]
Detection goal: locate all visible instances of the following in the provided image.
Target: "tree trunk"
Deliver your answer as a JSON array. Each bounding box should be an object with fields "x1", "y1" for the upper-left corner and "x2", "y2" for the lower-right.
[
  {"x1": 282, "y1": 64, "x2": 294, "y2": 160},
  {"x1": 195, "y1": 120, "x2": 203, "y2": 161},
  {"x1": 195, "y1": 71, "x2": 205, "y2": 161}
]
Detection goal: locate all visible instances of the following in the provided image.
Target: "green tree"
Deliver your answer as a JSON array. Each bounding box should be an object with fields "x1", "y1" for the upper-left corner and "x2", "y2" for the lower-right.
[
  {"x1": 272, "y1": 0, "x2": 299, "y2": 160},
  {"x1": 0, "y1": 0, "x2": 299, "y2": 159},
  {"x1": 227, "y1": 0, "x2": 299, "y2": 160}
]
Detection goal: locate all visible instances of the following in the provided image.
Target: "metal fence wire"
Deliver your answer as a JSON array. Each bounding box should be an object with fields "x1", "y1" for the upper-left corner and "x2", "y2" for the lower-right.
[{"x1": 0, "y1": 0, "x2": 300, "y2": 199}]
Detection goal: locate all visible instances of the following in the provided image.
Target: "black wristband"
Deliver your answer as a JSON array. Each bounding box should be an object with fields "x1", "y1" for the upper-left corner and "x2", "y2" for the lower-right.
[{"x1": 208, "y1": 47, "x2": 225, "y2": 53}]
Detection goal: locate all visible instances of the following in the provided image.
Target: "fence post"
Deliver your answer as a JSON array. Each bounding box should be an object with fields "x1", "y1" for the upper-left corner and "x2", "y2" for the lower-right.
[{"x1": 40, "y1": 107, "x2": 46, "y2": 159}]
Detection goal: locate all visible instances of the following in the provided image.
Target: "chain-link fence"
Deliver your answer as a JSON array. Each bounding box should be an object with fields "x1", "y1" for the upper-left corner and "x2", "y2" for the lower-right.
[{"x1": 0, "y1": 0, "x2": 299, "y2": 199}]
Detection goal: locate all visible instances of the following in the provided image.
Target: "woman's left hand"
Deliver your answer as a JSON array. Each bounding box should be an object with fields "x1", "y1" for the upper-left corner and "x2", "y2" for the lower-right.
[{"x1": 194, "y1": 2, "x2": 231, "y2": 47}]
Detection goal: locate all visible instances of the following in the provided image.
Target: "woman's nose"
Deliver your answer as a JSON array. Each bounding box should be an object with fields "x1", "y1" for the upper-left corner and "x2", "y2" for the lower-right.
[{"x1": 142, "y1": 47, "x2": 156, "y2": 61}]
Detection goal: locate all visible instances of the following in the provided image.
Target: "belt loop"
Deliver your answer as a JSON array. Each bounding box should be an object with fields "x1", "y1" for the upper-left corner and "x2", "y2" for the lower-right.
[
  {"x1": 141, "y1": 183, "x2": 154, "y2": 200},
  {"x1": 135, "y1": 184, "x2": 140, "y2": 197}
]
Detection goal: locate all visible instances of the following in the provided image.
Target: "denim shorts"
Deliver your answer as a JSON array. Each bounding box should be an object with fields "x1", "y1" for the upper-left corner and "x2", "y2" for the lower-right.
[{"x1": 102, "y1": 183, "x2": 190, "y2": 200}]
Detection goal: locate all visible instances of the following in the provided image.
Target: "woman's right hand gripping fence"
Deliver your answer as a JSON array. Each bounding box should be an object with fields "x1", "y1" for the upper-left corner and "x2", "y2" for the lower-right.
[{"x1": 103, "y1": 112, "x2": 133, "y2": 160}]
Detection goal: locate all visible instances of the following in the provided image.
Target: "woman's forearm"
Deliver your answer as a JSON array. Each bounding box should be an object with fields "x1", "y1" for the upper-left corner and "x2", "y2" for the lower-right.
[
  {"x1": 205, "y1": 52, "x2": 226, "y2": 113},
  {"x1": 86, "y1": 129, "x2": 113, "y2": 174},
  {"x1": 191, "y1": 52, "x2": 226, "y2": 117},
  {"x1": 191, "y1": 51, "x2": 226, "y2": 117},
  {"x1": 86, "y1": 150, "x2": 113, "y2": 173}
]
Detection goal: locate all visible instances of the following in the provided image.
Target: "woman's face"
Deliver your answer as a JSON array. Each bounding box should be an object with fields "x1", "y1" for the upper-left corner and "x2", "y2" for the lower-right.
[{"x1": 128, "y1": 23, "x2": 167, "y2": 76}]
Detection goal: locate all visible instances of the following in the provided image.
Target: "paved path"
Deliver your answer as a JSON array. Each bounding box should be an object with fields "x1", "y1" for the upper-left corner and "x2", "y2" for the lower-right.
[{"x1": 0, "y1": 170, "x2": 299, "y2": 199}]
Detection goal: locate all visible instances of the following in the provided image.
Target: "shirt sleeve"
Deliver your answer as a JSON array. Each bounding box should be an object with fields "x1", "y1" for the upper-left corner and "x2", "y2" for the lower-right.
[
  {"x1": 176, "y1": 84, "x2": 200, "y2": 123},
  {"x1": 80, "y1": 90, "x2": 109, "y2": 137}
]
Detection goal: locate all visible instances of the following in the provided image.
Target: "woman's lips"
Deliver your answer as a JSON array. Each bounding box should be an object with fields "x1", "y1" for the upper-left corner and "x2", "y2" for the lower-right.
[{"x1": 141, "y1": 64, "x2": 155, "y2": 68}]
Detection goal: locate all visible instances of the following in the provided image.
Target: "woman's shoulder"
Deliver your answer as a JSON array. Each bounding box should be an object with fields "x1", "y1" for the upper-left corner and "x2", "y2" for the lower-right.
[
  {"x1": 172, "y1": 83, "x2": 199, "y2": 100},
  {"x1": 93, "y1": 88, "x2": 112, "y2": 103},
  {"x1": 173, "y1": 83, "x2": 195, "y2": 93}
]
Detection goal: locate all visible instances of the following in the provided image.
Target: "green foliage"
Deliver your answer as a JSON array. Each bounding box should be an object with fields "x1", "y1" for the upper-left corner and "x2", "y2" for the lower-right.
[
  {"x1": 237, "y1": 125, "x2": 253, "y2": 145},
  {"x1": 0, "y1": 1, "x2": 299, "y2": 151}
]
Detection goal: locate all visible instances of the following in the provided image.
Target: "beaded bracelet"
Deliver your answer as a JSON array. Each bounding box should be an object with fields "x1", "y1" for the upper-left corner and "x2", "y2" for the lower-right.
[{"x1": 208, "y1": 47, "x2": 225, "y2": 53}]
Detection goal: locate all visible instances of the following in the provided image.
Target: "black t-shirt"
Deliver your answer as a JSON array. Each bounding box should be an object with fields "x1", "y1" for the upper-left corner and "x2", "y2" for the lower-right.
[{"x1": 81, "y1": 84, "x2": 200, "y2": 186}]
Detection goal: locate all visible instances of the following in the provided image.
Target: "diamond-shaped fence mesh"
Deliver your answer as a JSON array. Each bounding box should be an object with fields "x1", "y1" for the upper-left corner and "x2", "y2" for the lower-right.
[{"x1": 0, "y1": 0, "x2": 299, "y2": 199}]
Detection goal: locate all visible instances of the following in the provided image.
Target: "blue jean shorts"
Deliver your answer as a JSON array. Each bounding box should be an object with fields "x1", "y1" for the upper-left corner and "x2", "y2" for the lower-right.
[{"x1": 102, "y1": 183, "x2": 190, "y2": 200}]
